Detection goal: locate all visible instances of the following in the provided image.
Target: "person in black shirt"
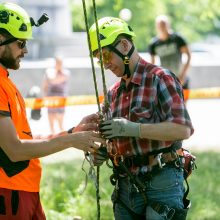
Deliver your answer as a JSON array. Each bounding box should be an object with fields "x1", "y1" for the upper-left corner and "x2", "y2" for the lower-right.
[{"x1": 148, "y1": 15, "x2": 191, "y2": 90}]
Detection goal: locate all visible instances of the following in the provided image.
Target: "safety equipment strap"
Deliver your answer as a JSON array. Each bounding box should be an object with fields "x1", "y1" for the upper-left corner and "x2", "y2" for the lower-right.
[
  {"x1": 0, "y1": 38, "x2": 17, "y2": 46},
  {"x1": 108, "y1": 44, "x2": 135, "y2": 78}
]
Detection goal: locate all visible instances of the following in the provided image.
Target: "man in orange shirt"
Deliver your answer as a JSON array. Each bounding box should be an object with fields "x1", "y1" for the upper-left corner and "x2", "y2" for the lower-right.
[{"x1": 0, "y1": 2, "x2": 103, "y2": 219}]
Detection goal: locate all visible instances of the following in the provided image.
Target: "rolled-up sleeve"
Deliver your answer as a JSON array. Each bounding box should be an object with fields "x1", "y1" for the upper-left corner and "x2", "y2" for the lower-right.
[{"x1": 157, "y1": 70, "x2": 194, "y2": 135}]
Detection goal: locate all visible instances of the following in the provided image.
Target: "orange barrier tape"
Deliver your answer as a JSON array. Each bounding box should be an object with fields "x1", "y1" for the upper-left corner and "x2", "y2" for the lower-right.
[
  {"x1": 25, "y1": 95, "x2": 104, "y2": 109},
  {"x1": 184, "y1": 87, "x2": 220, "y2": 99},
  {"x1": 25, "y1": 87, "x2": 220, "y2": 109}
]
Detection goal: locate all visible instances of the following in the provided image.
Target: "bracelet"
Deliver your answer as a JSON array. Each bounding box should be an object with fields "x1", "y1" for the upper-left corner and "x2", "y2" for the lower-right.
[{"x1": 67, "y1": 127, "x2": 75, "y2": 134}]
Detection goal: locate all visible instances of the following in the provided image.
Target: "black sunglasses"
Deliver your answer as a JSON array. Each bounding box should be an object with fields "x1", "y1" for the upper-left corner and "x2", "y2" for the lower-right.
[
  {"x1": 0, "y1": 38, "x2": 26, "y2": 49},
  {"x1": 16, "y1": 39, "x2": 26, "y2": 49}
]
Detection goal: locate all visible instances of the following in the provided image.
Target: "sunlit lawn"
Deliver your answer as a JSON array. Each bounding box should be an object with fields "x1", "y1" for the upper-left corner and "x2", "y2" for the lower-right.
[{"x1": 40, "y1": 151, "x2": 220, "y2": 220}]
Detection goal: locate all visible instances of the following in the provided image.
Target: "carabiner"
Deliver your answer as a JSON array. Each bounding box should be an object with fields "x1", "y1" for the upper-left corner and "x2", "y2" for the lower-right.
[{"x1": 124, "y1": 56, "x2": 130, "y2": 65}]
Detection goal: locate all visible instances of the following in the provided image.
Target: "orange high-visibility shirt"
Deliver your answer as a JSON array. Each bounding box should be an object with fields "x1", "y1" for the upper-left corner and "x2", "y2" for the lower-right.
[{"x1": 0, "y1": 66, "x2": 41, "y2": 192}]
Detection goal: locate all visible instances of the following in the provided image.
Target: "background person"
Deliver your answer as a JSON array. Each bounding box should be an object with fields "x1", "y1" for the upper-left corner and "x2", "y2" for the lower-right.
[
  {"x1": 26, "y1": 85, "x2": 42, "y2": 121},
  {"x1": 148, "y1": 14, "x2": 191, "y2": 90},
  {"x1": 42, "y1": 56, "x2": 70, "y2": 134},
  {"x1": 0, "y1": 3, "x2": 103, "y2": 219},
  {"x1": 89, "y1": 16, "x2": 194, "y2": 219}
]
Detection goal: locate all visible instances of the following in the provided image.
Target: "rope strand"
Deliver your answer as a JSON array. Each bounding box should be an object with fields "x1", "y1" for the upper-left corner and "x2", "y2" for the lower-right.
[
  {"x1": 81, "y1": 1, "x2": 113, "y2": 219},
  {"x1": 92, "y1": 0, "x2": 109, "y2": 109},
  {"x1": 82, "y1": 0, "x2": 101, "y2": 111},
  {"x1": 81, "y1": 1, "x2": 101, "y2": 219}
]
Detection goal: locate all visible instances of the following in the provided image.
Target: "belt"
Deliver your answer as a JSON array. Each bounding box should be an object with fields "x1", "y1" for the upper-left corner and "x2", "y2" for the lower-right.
[
  {"x1": 110, "y1": 149, "x2": 183, "y2": 186},
  {"x1": 121, "y1": 151, "x2": 180, "y2": 169}
]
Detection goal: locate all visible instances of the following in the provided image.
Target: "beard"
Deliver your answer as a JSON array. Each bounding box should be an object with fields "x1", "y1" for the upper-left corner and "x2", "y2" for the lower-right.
[{"x1": 0, "y1": 45, "x2": 20, "y2": 70}]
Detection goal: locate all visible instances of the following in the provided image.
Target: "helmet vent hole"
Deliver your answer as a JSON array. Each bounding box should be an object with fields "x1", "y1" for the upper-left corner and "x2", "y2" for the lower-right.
[
  {"x1": 19, "y1": 23, "x2": 27, "y2": 31},
  {"x1": 99, "y1": 34, "x2": 106, "y2": 40},
  {"x1": 128, "y1": 26, "x2": 133, "y2": 32}
]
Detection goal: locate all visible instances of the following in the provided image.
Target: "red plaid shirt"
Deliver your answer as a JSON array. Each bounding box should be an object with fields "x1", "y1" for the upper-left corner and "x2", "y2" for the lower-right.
[{"x1": 106, "y1": 58, "x2": 194, "y2": 157}]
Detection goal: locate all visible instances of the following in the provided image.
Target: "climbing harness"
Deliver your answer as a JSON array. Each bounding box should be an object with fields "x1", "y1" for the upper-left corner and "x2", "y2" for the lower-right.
[{"x1": 109, "y1": 143, "x2": 196, "y2": 219}]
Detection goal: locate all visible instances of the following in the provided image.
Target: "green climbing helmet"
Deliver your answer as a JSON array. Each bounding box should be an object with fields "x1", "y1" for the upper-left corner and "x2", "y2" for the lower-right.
[
  {"x1": 0, "y1": 2, "x2": 32, "y2": 39},
  {"x1": 89, "y1": 17, "x2": 136, "y2": 54}
]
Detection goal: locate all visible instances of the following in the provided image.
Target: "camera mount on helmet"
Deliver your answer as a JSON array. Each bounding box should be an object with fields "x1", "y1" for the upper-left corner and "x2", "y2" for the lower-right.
[{"x1": 30, "y1": 13, "x2": 49, "y2": 27}]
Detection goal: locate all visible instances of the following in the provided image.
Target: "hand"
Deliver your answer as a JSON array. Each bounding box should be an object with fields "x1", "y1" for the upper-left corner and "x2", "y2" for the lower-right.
[
  {"x1": 100, "y1": 118, "x2": 141, "y2": 139},
  {"x1": 90, "y1": 146, "x2": 109, "y2": 166},
  {"x1": 178, "y1": 75, "x2": 185, "y2": 85},
  {"x1": 70, "y1": 131, "x2": 105, "y2": 153},
  {"x1": 74, "y1": 113, "x2": 100, "y2": 132}
]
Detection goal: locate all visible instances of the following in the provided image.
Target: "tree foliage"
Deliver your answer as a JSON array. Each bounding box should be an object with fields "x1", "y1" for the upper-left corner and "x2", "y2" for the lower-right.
[{"x1": 70, "y1": 0, "x2": 220, "y2": 51}]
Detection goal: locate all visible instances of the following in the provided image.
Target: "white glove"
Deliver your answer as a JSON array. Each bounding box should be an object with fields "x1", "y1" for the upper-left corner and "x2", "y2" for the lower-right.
[{"x1": 100, "y1": 118, "x2": 141, "y2": 139}]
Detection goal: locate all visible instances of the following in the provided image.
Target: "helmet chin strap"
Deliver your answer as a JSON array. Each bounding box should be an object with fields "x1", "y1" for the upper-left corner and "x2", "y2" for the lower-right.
[
  {"x1": 0, "y1": 38, "x2": 18, "y2": 46},
  {"x1": 108, "y1": 44, "x2": 135, "y2": 78}
]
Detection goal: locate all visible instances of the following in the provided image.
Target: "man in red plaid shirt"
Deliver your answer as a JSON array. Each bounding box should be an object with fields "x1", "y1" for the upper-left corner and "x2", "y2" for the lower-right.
[{"x1": 89, "y1": 17, "x2": 194, "y2": 220}]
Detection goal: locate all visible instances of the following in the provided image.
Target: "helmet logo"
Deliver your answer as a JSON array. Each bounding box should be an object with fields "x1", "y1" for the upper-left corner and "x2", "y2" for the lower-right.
[{"x1": 0, "y1": 10, "x2": 9, "y2": 24}]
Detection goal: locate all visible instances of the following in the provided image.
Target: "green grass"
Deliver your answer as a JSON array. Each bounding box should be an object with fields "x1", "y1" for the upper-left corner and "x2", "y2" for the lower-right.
[{"x1": 40, "y1": 152, "x2": 220, "y2": 220}]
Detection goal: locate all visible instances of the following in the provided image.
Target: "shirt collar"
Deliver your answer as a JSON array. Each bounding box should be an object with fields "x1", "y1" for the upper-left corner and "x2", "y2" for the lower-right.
[
  {"x1": 131, "y1": 57, "x2": 146, "y2": 85},
  {"x1": 0, "y1": 65, "x2": 9, "y2": 77}
]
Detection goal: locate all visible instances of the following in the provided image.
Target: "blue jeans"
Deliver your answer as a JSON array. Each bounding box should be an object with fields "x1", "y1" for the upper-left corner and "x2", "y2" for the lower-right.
[{"x1": 112, "y1": 166, "x2": 185, "y2": 220}]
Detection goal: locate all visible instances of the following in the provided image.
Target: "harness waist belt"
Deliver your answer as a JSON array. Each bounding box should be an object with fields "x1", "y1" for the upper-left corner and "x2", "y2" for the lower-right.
[{"x1": 122, "y1": 151, "x2": 179, "y2": 169}]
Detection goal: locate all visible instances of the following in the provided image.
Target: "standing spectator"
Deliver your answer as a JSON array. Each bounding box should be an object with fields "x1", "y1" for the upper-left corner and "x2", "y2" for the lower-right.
[
  {"x1": 42, "y1": 57, "x2": 70, "y2": 134},
  {"x1": 148, "y1": 15, "x2": 191, "y2": 90},
  {"x1": 88, "y1": 16, "x2": 194, "y2": 219},
  {"x1": 26, "y1": 86, "x2": 42, "y2": 121},
  {"x1": 0, "y1": 2, "x2": 103, "y2": 219}
]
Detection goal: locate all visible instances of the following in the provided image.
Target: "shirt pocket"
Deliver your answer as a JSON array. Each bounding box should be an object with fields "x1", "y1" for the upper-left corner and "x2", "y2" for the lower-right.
[{"x1": 130, "y1": 107, "x2": 154, "y2": 123}]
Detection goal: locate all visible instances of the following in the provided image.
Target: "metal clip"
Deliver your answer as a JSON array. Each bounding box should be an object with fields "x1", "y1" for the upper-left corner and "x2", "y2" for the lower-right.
[
  {"x1": 133, "y1": 183, "x2": 140, "y2": 192},
  {"x1": 156, "y1": 153, "x2": 166, "y2": 168},
  {"x1": 124, "y1": 56, "x2": 130, "y2": 64}
]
